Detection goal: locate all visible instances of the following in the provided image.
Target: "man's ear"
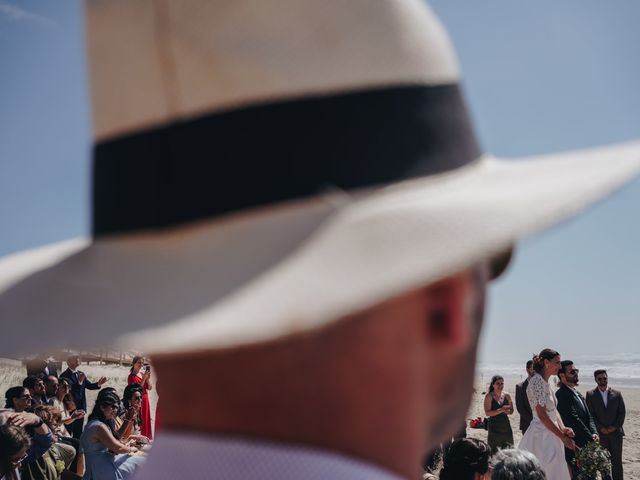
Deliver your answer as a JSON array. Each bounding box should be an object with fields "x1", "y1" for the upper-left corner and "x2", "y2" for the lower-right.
[{"x1": 421, "y1": 270, "x2": 475, "y2": 352}]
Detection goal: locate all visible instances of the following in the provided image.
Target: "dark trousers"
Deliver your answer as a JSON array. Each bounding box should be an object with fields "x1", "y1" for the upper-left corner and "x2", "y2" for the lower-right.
[
  {"x1": 69, "y1": 417, "x2": 84, "y2": 439},
  {"x1": 601, "y1": 432, "x2": 623, "y2": 480}
]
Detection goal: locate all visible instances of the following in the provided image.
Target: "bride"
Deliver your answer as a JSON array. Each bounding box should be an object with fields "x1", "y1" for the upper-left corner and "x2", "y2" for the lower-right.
[{"x1": 519, "y1": 348, "x2": 576, "y2": 480}]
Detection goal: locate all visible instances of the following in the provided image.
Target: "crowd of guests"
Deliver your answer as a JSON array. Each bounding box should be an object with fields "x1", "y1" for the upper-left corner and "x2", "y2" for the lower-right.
[
  {"x1": 0, "y1": 354, "x2": 153, "y2": 480},
  {"x1": 478, "y1": 348, "x2": 626, "y2": 480}
]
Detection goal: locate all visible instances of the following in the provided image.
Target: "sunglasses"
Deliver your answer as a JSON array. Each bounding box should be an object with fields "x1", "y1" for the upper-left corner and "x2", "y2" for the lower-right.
[
  {"x1": 568, "y1": 369, "x2": 579, "y2": 374},
  {"x1": 596, "y1": 377, "x2": 608, "y2": 381}
]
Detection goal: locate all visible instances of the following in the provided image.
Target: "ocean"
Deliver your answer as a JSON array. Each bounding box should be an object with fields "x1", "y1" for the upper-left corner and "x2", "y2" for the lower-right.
[{"x1": 477, "y1": 352, "x2": 640, "y2": 389}]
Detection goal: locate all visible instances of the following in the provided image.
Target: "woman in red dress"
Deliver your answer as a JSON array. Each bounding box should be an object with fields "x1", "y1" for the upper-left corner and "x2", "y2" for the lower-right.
[{"x1": 127, "y1": 355, "x2": 153, "y2": 439}]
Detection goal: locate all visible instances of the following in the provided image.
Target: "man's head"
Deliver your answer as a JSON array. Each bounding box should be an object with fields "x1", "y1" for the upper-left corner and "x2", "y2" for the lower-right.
[
  {"x1": 22, "y1": 376, "x2": 45, "y2": 397},
  {"x1": 594, "y1": 369, "x2": 608, "y2": 391},
  {"x1": 44, "y1": 375, "x2": 59, "y2": 397},
  {"x1": 66, "y1": 355, "x2": 80, "y2": 370},
  {"x1": 153, "y1": 261, "x2": 490, "y2": 479},
  {"x1": 558, "y1": 360, "x2": 579, "y2": 386},
  {"x1": 525, "y1": 360, "x2": 534, "y2": 378}
]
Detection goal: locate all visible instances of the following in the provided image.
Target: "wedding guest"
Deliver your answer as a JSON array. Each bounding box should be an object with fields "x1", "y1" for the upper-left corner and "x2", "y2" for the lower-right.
[
  {"x1": 490, "y1": 449, "x2": 546, "y2": 480},
  {"x1": 60, "y1": 354, "x2": 107, "y2": 439},
  {"x1": 439, "y1": 438, "x2": 491, "y2": 480},
  {"x1": 115, "y1": 385, "x2": 150, "y2": 445},
  {"x1": 0, "y1": 409, "x2": 54, "y2": 479},
  {"x1": 4, "y1": 388, "x2": 32, "y2": 413},
  {"x1": 21, "y1": 378, "x2": 46, "y2": 407},
  {"x1": 80, "y1": 392, "x2": 145, "y2": 480},
  {"x1": 33, "y1": 405, "x2": 76, "y2": 473},
  {"x1": 43, "y1": 376, "x2": 59, "y2": 406},
  {"x1": 556, "y1": 360, "x2": 598, "y2": 478},
  {"x1": 586, "y1": 369, "x2": 625, "y2": 480},
  {"x1": 25, "y1": 357, "x2": 58, "y2": 379},
  {"x1": 0, "y1": 423, "x2": 31, "y2": 480},
  {"x1": 51, "y1": 379, "x2": 85, "y2": 437},
  {"x1": 127, "y1": 357, "x2": 152, "y2": 440},
  {"x1": 519, "y1": 348, "x2": 576, "y2": 480},
  {"x1": 484, "y1": 375, "x2": 514, "y2": 452},
  {"x1": 40, "y1": 396, "x2": 83, "y2": 476},
  {"x1": 515, "y1": 360, "x2": 535, "y2": 434}
]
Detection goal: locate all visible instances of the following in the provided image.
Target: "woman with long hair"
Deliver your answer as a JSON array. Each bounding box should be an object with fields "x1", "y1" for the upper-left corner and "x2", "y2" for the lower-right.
[
  {"x1": 80, "y1": 392, "x2": 145, "y2": 479},
  {"x1": 51, "y1": 378, "x2": 84, "y2": 438},
  {"x1": 519, "y1": 348, "x2": 576, "y2": 479},
  {"x1": 127, "y1": 356, "x2": 152, "y2": 439},
  {"x1": 483, "y1": 375, "x2": 514, "y2": 452}
]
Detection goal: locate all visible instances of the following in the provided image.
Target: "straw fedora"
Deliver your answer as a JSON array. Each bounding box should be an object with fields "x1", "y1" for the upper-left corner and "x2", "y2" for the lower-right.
[{"x1": 1, "y1": 0, "x2": 640, "y2": 357}]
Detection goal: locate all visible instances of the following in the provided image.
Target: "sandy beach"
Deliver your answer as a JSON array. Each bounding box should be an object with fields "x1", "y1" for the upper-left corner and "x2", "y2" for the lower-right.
[
  {"x1": 466, "y1": 374, "x2": 639, "y2": 478},
  {"x1": 2, "y1": 359, "x2": 637, "y2": 477}
]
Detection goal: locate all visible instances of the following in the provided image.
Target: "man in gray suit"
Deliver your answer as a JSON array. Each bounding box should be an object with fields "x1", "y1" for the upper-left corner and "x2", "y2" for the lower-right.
[
  {"x1": 515, "y1": 360, "x2": 534, "y2": 434},
  {"x1": 586, "y1": 369, "x2": 626, "y2": 480}
]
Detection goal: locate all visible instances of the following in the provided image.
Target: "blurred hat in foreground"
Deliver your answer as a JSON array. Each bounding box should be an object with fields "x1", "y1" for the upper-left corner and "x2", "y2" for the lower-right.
[{"x1": 1, "y1": 0, "x2": 639, "y2": 355}]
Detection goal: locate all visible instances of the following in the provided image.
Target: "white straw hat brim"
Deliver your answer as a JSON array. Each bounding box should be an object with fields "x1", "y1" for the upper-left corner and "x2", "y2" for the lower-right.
[{"x1": 1, "y1": 141, "x2": 640, "y2": 356}]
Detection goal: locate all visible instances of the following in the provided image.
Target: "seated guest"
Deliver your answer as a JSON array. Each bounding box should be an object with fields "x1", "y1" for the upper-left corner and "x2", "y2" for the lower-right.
[
  {"x1": 80, "y1": 392, "x2": 145, "y2": 480},
  {"x1": 43, "y1": 377, "x2": 59, "y2": 407},
  {"x1": 439, "y1": 438, "x2": 491, "y2": 480},
  {"x1": 490, "y1": 449, "x2": 546, "y2": 480},
  {"x1": 0, "y1": 409, "x2": 54, "y2": 480},
  {"x1": 21, "y1": 378, "x2": 46, "y2": 408},
  {"x1": 50, "y1": 380, "x2": 84, "y2": 438},
  {"x1": 114, "y1": 385, "x2": 149, "y2": 445},
  {"x1": 0, "y1": 423, "x2": 32, "y2": 480},
  {"x1": 4, "y1": 388, "x2": 32, "y2": 413},
  {"x1": 33, "y1": 406, "x2": 76, "y2": 473}
]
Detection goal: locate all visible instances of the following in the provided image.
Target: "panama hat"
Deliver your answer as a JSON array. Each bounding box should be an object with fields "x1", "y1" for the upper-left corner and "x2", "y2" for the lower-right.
[{"x1": 1, "y1": 0, "x2": 640, "y2": 357}]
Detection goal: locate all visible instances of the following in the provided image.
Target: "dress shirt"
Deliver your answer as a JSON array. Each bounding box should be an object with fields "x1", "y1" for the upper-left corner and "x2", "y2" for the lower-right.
[
  {"x1": 599, "y1": 389, "x2": 608, "y2": 407},
  {"x1": 133, "y1": 432, "x2": 403, "y2": 480},
  {"x1": 568, "y1": 385, "x2": 587, "y2": 410}
]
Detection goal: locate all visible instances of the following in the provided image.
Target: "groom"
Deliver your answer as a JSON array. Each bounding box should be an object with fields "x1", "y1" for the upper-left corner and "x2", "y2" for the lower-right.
[{"x1": 556, "y1": 360, "x2": 601, "y2": 479}]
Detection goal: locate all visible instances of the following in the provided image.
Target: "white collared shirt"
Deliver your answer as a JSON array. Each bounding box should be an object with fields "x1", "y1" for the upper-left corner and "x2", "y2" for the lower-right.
[
  {"x1": 599, "y1": 388, "x2": 608, "y2": 407},
  {"x1": 132, "y1": 432, "x2": 403, "y2": 480}
]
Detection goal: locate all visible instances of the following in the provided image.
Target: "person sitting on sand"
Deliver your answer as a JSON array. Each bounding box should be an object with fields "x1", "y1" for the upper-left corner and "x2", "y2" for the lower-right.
[
  {"x1": 80, "y1": 392, "x2": 146, "y2": 480},
  {"x1": 21, "y1": 378, "x2": 46, "y2": 408},
  {"x1": 484, "y1": 375, "x2": 514, "y2": 452},
  {"x1": 114, "y1": 384, "x2": 149, "y2": 446}
]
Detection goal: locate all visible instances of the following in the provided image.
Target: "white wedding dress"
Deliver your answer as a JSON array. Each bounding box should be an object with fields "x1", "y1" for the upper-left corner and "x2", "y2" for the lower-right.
[{"x1": 518, "y1": 373, "x2": 570, "y2": 480}]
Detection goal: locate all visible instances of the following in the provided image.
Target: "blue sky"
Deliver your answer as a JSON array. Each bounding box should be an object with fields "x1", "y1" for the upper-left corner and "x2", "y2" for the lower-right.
[{"x1": 1, "y1": 1, "x2": 639, "y2": 363}]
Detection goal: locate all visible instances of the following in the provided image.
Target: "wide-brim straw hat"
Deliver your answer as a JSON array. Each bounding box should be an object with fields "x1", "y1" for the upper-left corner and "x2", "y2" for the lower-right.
[{"x1": 1, "y1": 0, "x2": 640, "y2": 357}]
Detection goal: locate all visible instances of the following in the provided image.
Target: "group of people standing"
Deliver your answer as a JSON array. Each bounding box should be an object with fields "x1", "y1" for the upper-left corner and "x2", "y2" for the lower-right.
[
  {"x1": 1, "y1": 353, "x2": 154, "y2": 480},
  {"x1": 483, "y1": 348, "x2": 626, "y2": 480}
]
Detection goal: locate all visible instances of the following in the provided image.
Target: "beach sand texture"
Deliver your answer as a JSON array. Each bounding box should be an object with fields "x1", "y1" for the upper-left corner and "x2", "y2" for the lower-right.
[
  {"x1": 2, "y1": 360, "x2": 637, "y2": 477},
  {"x1": 467, "y1": 375, "x2": 639, "y2": 478}
]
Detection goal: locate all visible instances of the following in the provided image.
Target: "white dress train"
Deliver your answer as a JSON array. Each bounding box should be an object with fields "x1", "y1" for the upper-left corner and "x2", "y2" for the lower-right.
[{"x1": 518, "y1": 373, "x2": 570, "y2": 480}]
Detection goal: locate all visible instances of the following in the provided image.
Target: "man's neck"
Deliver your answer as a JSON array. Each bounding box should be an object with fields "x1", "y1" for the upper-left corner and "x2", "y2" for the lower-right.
[
  {"x1": 598, "y1": 386, "x2": 608, "y2": 392},
  {"x1": 565, "y1": 382, "x2": 576, "y2": 390}
]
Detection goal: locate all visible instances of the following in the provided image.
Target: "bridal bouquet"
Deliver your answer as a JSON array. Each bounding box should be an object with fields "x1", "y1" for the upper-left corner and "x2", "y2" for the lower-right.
[{"x1": 574, "y1": 441, "x2": 611, "y2": 480}]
